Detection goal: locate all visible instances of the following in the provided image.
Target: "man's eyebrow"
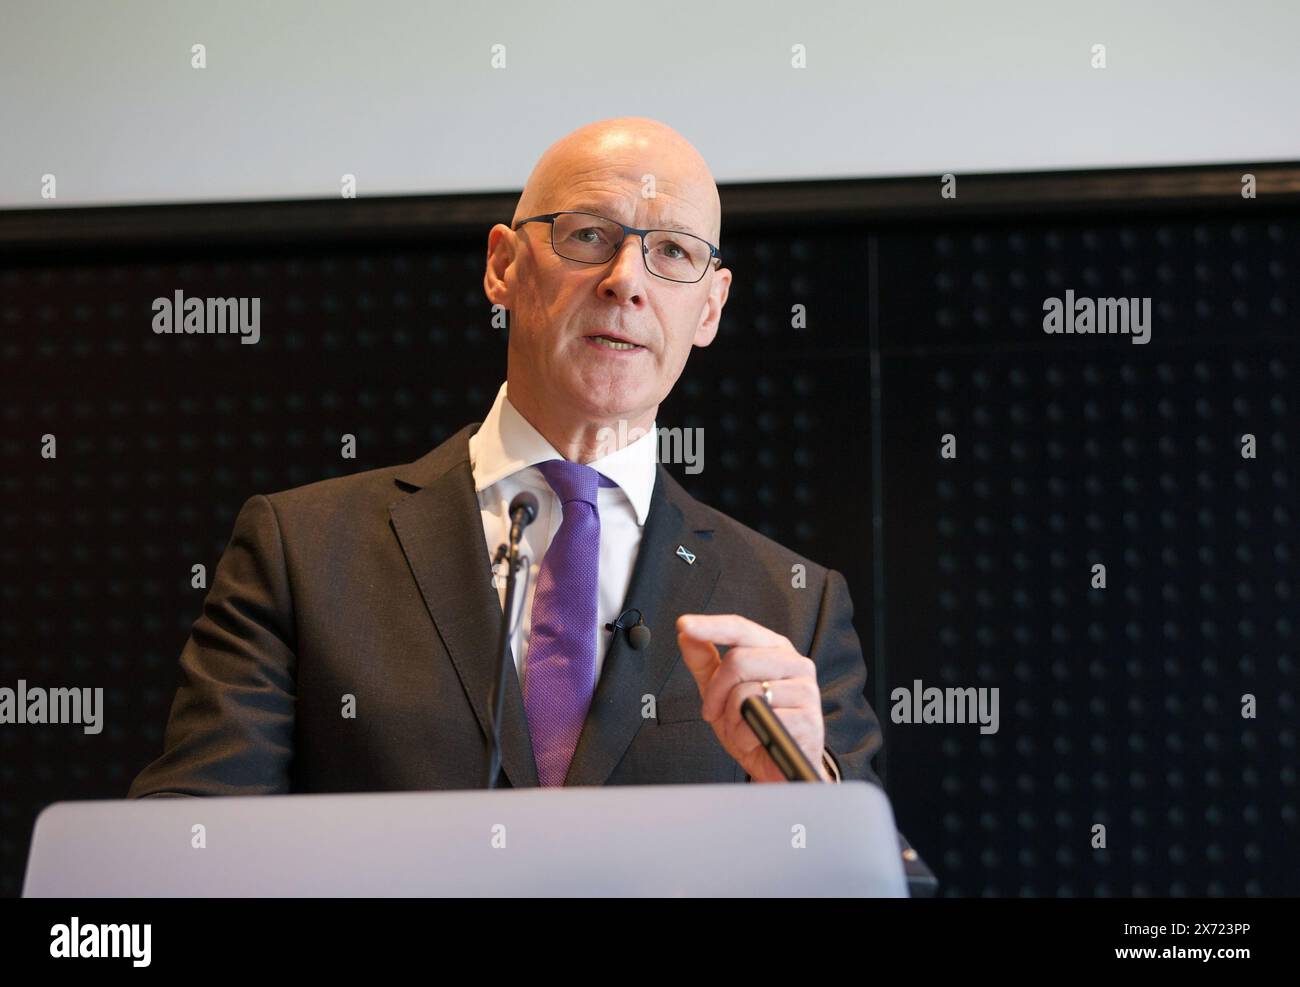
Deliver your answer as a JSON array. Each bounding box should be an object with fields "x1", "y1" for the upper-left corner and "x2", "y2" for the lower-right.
[{"x1": 563, "y1": 204, "x2": 698, "y2": 235}]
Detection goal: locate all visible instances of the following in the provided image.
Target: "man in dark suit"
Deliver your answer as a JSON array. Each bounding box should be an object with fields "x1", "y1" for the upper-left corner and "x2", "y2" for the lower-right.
[{"x1": 129, "y1": 115, "x2": 884, "y2": 797}]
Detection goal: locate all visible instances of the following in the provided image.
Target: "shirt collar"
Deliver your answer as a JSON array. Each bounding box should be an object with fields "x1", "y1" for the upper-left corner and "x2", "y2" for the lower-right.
[{"x1": 468, "y1": 381, "x2": 657, "y2": 526}]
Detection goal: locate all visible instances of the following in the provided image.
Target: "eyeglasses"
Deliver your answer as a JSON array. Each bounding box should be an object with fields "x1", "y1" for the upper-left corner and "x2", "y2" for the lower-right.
[{"x1": 512, "y1": 210, "x2": 722, "y2": 284}]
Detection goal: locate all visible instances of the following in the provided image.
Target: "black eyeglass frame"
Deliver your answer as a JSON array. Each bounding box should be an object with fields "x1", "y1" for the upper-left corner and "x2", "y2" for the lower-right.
[{"x1": 512, "y1": 210, "x2": 722, "y2": 283}]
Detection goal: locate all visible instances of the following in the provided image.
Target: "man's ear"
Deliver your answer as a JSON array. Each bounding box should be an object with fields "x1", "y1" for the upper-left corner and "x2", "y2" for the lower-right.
[
  {"x1": 483, "y1": 223, "x2": 517, "y2": 307},
  {"x1": 692, "y1": 265, "x2": 731, "y2": 347}
]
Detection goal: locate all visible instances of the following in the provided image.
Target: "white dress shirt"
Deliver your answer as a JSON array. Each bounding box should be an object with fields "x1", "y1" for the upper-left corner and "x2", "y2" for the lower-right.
[{"x1": 468, "y1": 381, "x2": 657, "y2": 692}]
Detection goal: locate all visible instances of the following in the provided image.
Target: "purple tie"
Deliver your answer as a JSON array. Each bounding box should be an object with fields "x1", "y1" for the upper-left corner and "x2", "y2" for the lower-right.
[{"x1": 525, "y1": 459, "x2": 618, "y2": 787}]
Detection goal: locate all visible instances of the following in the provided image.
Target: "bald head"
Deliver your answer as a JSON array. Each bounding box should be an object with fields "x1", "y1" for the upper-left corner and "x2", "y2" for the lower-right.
[{"x1": 511, "y1": 116, "x2": 722, "y2": 245}]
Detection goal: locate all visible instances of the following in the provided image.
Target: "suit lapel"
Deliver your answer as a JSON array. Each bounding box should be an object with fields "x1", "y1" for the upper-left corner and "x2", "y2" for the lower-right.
[
  {"x1": 563, "y1": 464, "x2": 722, "y2": 786},
  {"x1": 388, "y1": 426, "x2": 722, "y2": 790},
  {"x1": 388, "y1": 423, "x2": 540, "y2": 789}
]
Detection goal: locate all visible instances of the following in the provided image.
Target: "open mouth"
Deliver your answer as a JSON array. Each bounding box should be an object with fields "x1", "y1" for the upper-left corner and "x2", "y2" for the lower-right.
[{"x1": 586, "y1": 334, "x2": 644, "y2": 352}]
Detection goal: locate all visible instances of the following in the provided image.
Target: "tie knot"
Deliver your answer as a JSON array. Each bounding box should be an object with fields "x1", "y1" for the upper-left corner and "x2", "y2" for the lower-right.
[{"x1": 535, "y1": 459, "x2": 616, "y2": 507}]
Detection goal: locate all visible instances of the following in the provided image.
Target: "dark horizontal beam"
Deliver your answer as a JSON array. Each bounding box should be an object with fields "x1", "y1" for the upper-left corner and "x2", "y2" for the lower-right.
[
  {"x1": 1, "y1": 161, "x2": 1297, "y2": 252},
  {"x1": 725, "y1": 160, "x2": 1300, "y2": 226}
]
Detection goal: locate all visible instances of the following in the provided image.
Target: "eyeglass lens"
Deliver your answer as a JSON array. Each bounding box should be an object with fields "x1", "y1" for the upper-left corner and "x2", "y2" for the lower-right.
[{"x1": 551, "y1": 213, "x2": 711, "y2": 282}]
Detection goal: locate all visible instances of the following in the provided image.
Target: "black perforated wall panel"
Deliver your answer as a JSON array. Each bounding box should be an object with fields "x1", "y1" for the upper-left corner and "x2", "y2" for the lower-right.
[{"x1": 1, "y1": 206, "x2": 1295, "y2": 897}]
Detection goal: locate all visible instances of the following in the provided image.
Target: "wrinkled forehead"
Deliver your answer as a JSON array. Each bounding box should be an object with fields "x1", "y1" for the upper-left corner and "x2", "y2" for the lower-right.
[
  {"x1": 531, "y1": 146, "x2": 720, "y2": 242},
  {"x1": 554, "y1": 195, "x2": 715, "y2": 239}
]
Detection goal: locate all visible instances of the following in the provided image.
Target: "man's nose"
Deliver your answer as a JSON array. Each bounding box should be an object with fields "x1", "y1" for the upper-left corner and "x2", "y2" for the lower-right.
[{"x1": 599, "y1": 235, "x2": 648, "y2": 300}]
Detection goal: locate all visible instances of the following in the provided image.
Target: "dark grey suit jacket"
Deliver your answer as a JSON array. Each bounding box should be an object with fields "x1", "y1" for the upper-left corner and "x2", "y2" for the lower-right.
[{"x1": 128, "y1": 422, "x2": 884, "y2": 796}]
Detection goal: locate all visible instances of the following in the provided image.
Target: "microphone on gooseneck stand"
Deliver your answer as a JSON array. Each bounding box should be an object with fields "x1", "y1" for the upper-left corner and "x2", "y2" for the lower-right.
[
  {"x1": 486, "y1": 491, "x2": 539, "y2": 789},
  {"x1": 605, "y1": 608, "x2": 651, "y2": 651}
]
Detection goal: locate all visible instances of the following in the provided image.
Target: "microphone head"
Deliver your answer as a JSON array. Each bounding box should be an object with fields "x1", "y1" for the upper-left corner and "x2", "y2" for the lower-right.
[
  {"x1": 628, "y1": 622, "x2": 652, "y2": 651},
  {"x1": 509, "y1": 491, "x2": 539, "y2": 525}
]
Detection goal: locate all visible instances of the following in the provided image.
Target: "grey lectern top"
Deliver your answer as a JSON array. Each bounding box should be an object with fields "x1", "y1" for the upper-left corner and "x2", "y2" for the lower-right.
[{"x1": 24, "y1": 780, "x2": 908, "y2": 897}]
